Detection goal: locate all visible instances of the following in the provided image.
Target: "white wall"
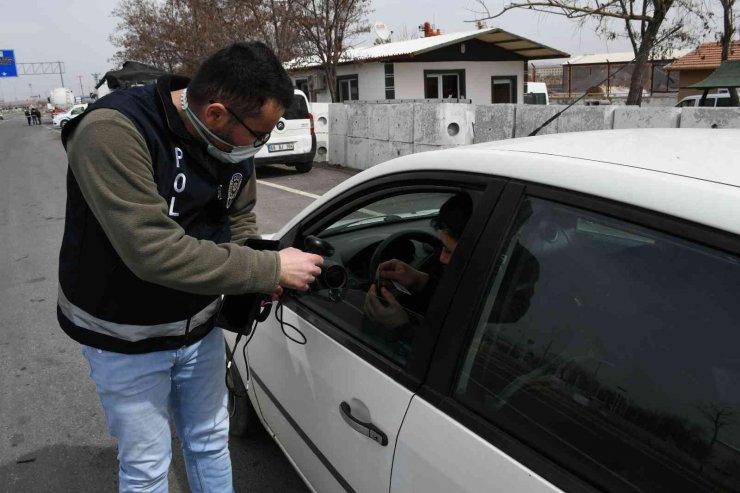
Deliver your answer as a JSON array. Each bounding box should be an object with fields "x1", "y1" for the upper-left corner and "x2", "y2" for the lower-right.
[
  {"x1": 393, "y1": 61, "x2": 525, "y2": 104},
  {"x1": 291, "y1": 60, "x2": 525, "y2": 104},
  {"x1": 291, "y1": 64, "x2": 385, "y2": 103}
]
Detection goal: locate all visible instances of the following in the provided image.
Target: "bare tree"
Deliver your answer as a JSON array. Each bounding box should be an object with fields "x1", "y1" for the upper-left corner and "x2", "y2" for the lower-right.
[
  {"x1": 292, "y1": 0, "x2": 372, "y2": 102},
  {"x1": 235, "y1": 0, "x2": 308, "y2": 62},
  {"x1": 111, "y1": 0, "x2": 264, "y2": 74},
  {"x1": 697, "y1": 403, "x2": 737, "y2": 471},
  {"x1": 717, "y1": 0, "x2": 737, "y2": 61},
  {"x1": 470, "y1": 0, "x2": 712, "y2": 105}
]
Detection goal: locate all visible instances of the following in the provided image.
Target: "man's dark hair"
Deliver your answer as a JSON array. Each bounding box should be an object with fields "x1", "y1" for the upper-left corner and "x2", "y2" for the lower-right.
[
  {"x1": 431, "y1": 193, "x2": 473, "y2": 240},
  {"x1": 188, "y1": 41, "x2": 294, "y2": 118}
]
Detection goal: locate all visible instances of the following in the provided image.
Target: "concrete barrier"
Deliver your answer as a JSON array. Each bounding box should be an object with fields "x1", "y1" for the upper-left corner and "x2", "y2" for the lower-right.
[
  {"x1": 556, "y1": 106, "x2": 614, "y2": 133},
  {"x1": 322, "y1": 101, "x2": 740, "y2": 170},
  {"x1": 514, "y1": 105, "x2": 562, "y2": 137},
  {"x1": 311, "y1": 102, "x2": 330, "y2": 162},
  {"x1": 388, "y1": 103, "x2": 415, "y2": 143},
  {"x1": 473, "y1": 104, "x2": 515, "y2": 143},
  {"x1": 679, "y1": 108, "x2": 740, "y2": 129},
  {"x1": 413, "y1": 103, "x2": 475, "y2": 147},
  {"x1": 613, "y1": 107, "x2": 680, "y2": 129}
]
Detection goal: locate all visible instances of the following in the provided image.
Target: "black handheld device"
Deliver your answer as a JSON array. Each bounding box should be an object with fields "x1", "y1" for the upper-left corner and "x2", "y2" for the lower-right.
[{"x1": 217, "y1": 238, "x2": 280, "y2": 334}]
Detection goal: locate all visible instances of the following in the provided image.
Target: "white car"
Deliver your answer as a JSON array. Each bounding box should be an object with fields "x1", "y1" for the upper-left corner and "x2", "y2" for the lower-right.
[
  {"x1": 676, "y1": 93, "x2": 734, "y2": 107},
  {"x1": 254, "y1": 88, "x2": 316, "y2": 173},
  {"x1": 226, "y1": 129, "x2": 740, "y2": 493},
  {"x1": 52, "y1": 104, "x2": 88, "y2": 128}
]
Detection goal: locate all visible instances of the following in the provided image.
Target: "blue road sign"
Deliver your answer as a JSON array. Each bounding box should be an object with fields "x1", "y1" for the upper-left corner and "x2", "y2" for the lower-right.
[{"x1": 0, "y1": 50, "x2": 18, "y2": 78}]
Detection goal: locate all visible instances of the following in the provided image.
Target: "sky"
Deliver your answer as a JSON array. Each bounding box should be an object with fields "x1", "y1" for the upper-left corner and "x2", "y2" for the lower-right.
[{"x1": 0, "y1": 0, "x2": 695, "y2": 104}]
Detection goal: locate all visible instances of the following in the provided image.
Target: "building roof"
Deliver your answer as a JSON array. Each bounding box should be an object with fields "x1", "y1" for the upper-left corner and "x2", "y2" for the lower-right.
[
  {"x1": 666, "y1": 41, "x2": 740, "y2": 71},
  {"x1": 286, "y1": 27, "x2": 569, "y2": 70},
  {"x1": 565, "y1": 48, "x2": 691, "y2": 66},
  {"x1": 688, "y1": 60, "x2": 740, "y2": 89}
]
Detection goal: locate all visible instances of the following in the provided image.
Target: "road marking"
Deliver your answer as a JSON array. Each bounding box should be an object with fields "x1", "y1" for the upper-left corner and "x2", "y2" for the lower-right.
[{"x1": 256, "y1": 179, "x2": 320, "y2": 199}]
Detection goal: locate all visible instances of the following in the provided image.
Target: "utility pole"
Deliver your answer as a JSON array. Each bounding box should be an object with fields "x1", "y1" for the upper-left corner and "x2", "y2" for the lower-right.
[
  {"x1": 28, "y1": 83, "x2": 33, "y2": 99},
  {"x1": 78, "y1": 75, "x2": 84, "y2": 96}
]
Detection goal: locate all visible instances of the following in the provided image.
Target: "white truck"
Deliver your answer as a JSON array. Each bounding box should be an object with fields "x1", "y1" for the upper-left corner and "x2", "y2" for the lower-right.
[{"x1": 49, "y1": 88, "x2": 75, "y2": 108}]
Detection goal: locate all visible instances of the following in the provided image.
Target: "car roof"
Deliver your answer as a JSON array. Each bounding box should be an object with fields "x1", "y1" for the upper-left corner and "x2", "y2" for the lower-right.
[{"x1": 278, "y1": 129, "x2": 740, "y2": 237}]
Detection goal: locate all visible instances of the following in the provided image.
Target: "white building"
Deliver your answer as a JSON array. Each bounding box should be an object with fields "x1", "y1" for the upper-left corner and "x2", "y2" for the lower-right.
[{"x1": 287, "y1": 27, "x2": 568, "y2": 105}]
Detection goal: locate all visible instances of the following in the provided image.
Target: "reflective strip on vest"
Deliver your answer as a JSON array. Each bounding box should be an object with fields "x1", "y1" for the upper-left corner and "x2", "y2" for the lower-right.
[{"x1": 57, "y1": 287, "x2": 221, "y2": 342}]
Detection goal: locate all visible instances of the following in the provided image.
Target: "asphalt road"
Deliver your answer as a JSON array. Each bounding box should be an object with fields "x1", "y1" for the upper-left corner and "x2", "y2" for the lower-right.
[{"x1": 0, "y1": 112, "x2": 356, "y2": 493}]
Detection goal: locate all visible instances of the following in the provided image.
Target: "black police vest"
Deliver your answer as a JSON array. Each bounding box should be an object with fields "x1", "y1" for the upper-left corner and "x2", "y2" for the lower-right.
[{"x1": 57, "y1": 84, "x2": 253, "y2": 353}]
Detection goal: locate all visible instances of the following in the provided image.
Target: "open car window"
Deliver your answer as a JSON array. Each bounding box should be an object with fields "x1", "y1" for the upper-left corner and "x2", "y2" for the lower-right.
[{"x1": 295, "y1": 192, "x2": 460, "y2": 367}]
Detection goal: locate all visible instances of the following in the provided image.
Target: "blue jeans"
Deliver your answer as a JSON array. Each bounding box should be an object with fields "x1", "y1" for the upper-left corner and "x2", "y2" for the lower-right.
[{"x1": 82, "y1": 328, "x2": 233, "y2": 493}]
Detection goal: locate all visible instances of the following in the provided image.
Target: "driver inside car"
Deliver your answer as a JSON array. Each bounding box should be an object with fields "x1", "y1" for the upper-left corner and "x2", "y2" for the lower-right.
[{"x1": 364, "y1": 193, "x2": 473, "y2": 335}]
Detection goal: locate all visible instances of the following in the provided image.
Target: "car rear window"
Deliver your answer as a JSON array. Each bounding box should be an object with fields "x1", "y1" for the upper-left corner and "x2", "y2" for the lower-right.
[{"x1": 283, "y1": 94, "x2": 309, "y2": 120}]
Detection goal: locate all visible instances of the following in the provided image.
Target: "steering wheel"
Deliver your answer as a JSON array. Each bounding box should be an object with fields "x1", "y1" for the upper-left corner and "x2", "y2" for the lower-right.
[{"x1": 368, "y1": 230, "x2": 442, "y2": 285}]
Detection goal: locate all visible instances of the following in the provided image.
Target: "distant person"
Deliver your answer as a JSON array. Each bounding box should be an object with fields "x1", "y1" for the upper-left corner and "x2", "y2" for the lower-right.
[
  {"x1": 57, "y1": 42, "x2": 323, "y2": 492},
  {"x1": 24, "y1": 107, "x2": 32, "y2": 126},
  {"x1": 31, "y1": 108, "x2": 41, "y2": 125}
]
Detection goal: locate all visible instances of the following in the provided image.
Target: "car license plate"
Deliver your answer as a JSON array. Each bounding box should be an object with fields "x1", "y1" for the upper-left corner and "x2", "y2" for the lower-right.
[{"x1": 268, "y1": 143, "x2": 294, "y2": 152}]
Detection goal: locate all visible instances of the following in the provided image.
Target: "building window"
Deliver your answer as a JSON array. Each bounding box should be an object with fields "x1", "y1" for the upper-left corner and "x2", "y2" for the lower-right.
[
  {"x1": 491, "y1": 76, "x2": 517, "y2": 104},
  {"x1": 295, "y1": 78, "x2": 310, "y2": 99},
  {"x1": 337, "y1": 75, "x2": 359, "y2": 102},
  {"x1": 384, "y1": 63, "x2": 395, "y2": 100},
  {"x1": 424, "y1": 70, "x2": 466, "y2": 99}
]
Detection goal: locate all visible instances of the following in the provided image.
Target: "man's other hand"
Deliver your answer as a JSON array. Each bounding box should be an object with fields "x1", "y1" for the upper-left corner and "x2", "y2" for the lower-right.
[
  {"x1": 278, "y1": 247, "x2": 324, "y2": 291},
  {"x1": 377, "y1": 259, "x2": 429, "y2": 294},
  {"x1": 364, "y1": 284, "x2": 409, "y2": 328}
]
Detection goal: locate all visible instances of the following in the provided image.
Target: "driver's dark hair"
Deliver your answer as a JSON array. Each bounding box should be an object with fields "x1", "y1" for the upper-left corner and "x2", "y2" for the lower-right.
[
  {"x1": 187, "y1": 41, "x2": 294, "y2": 118},
  {"x1": 431, "y1": 193, "x2": 473, "y2": 241}
]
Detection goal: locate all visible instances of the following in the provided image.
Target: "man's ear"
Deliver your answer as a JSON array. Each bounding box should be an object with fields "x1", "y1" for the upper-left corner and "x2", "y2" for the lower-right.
[{"x1": 202, "y1": 102, "x2": 229, "y2": 130}]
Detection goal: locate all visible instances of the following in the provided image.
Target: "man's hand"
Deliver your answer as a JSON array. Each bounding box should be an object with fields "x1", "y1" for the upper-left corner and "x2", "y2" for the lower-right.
[
  {"x1": 269, "y1": 286, "x2": 284, "y2": 302},
  {"x1": 377, "y1": 259, "x2": 429, "y2": 294},
  {"x1": 364, "y1": 284, "x2": 409, "y2": 328},
  {"x1": 278, "y1": 247, "x2": 324, "y2": 291}
]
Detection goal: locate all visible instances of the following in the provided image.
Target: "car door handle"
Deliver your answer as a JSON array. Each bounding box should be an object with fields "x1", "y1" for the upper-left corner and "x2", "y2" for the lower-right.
[{"x1": 339, "y1": 401, "x2": 388, "y2": 446}]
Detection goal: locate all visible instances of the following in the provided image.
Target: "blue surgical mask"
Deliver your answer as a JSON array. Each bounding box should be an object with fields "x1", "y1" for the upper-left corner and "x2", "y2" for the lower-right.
[{"x1": 180, "y1": 89, "x2": 261, "y2": 164}]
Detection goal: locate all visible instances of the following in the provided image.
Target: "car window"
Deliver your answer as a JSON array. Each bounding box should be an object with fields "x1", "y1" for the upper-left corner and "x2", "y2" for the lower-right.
[
  {"x1": 716, "y1": 97, "x2": 731, "y2": 107},
  {"x1": 699, "y1": 97, "x2": 716, "y2": 107},
  {"x1": 71, "y1": 107, "x2": 84, "y2": 115},
  {"x1": 296, "y1": 192, "x2": 461, "y2": 367},
  {"x1": 678, "y1": 99, "x2": 696, "y2": 107},
  {"x1": 283, "y1": 94, "x2": 309, "y2": 120},
  {"x1": 454, "y1": 197, "x2": 740, "y2": 492}
]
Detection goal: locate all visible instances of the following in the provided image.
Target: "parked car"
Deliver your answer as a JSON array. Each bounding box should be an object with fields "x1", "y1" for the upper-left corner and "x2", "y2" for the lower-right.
[
  {"x1": 254, "y1": 88, "x2": 316, "y2": 173},
  {"x1": 676, "y1": 93, "x2": 734, "y2": 107},
  {"x1": 52, "y1": 103, "x2": 88, "y2": 128},
  {"x1": 226, "y1": 128, "x2": 740, "y2": 493}
]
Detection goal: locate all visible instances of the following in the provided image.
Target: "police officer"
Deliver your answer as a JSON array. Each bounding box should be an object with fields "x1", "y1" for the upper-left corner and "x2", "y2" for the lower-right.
[
  {"x1": 58, "y1": 42, "x2": 323, "y2": 492},
  {"x1": 24, "y1": 107, "x2": 32, "y2": 125}
]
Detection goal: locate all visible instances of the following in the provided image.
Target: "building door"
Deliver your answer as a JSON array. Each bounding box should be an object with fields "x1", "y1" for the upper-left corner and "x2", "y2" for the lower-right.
[{"x1": 492, "y1": 76, "x2": 518, "y2": 104}]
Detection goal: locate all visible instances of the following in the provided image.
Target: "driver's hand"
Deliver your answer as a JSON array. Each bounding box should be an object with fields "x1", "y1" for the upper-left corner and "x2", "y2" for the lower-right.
[
  {"x1": 377, "y1": 259, "x2": 429, "y2": 294},
  {"x1": 364, "y1": 284, "x2": 409, "y2": 329}
]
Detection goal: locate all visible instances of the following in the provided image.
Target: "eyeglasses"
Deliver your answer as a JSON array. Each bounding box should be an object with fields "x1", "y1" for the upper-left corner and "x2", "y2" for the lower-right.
[{"x1": 210, "y1": 100, "x2": 272, "y2": 148}]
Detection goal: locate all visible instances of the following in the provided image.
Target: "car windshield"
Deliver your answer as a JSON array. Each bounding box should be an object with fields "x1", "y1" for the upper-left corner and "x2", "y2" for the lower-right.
[{"x1": 322, "y1": 209, "x2": 439, "y2": 235}]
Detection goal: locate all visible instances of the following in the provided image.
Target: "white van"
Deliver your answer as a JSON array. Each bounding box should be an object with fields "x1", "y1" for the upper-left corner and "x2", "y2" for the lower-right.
[
  {"x1": 254, "y1": 89, "x2": 316, "y2": 173},
  {"x1": 523, "y1": 82, "x2": 549, "y2": 105}
]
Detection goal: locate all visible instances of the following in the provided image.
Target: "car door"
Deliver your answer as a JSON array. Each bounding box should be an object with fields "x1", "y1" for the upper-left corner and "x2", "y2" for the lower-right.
[
  {"x1": 246, "y1": 172, "x2": 505, "y2": 492},
  {"x1": 393, "y1": 182, "x2": 740, "y2": 492}
]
